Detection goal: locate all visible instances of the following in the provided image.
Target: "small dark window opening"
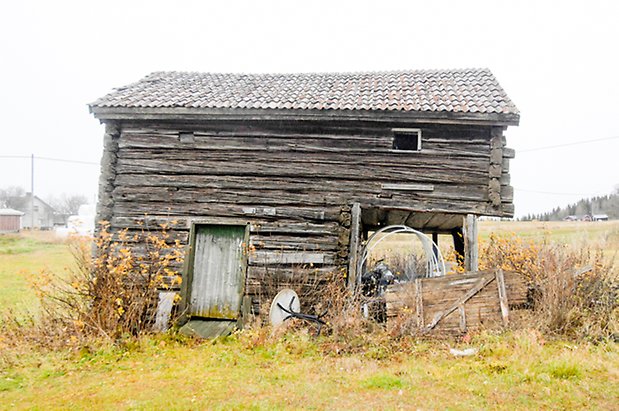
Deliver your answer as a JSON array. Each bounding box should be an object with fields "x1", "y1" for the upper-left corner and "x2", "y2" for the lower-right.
[{"x1": 392, "y1": 129, "x2": 422, "y2": 151}]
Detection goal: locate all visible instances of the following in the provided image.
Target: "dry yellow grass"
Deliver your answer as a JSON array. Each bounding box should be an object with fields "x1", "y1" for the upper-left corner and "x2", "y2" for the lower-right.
[{"x1": 368, "y1": 220, "x2": 619, "y2": 266}]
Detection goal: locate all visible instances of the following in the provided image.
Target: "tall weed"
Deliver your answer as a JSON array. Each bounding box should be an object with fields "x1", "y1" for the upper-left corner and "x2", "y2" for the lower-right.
[
  {"x1": 480, "y1": 233, "x2": 617, "y2": 340},
  {"x1": 1, "y1": 222, "x2": 185, "y2": 350}
]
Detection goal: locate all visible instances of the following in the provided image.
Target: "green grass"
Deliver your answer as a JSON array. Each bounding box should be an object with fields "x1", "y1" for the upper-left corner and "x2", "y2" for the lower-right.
[
  {"x1": 0, "y1": 224, "x2": 618, "y2": 409},
  {"x1": 0, "y1": 332, "x2": 617, "y2": 410},
  {"x1": 0, "y1": 232, "x2": 74, "y2": 313}
]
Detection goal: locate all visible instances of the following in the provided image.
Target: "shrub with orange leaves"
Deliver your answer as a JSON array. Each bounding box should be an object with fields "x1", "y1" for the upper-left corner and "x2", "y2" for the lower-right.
[
  {"x1": 479, "y1": 232, "x2": 618, "y2": 340},
  {"x1": 28, "y1": 221, "x2": 185, "y2": 344}
]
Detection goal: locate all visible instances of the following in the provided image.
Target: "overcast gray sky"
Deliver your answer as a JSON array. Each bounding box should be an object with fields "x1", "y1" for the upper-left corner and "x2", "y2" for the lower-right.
[{"x1": 1, "y1": 0, "x2": 617, "y2": 217}]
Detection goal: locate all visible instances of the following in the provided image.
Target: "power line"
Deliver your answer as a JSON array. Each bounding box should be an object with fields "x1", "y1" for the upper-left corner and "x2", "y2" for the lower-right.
[
  {"x1": 36, "y1": 156, "x2": 99, "y2": 166},
  {"x1": 519, "y1": 136, "x2": 619, "y2": 153},
  {"x1": 0, "y1": 154, "x2": 98, "y2": 165},
  {"x1": 514, "y1": 187, "x2": 608, "y2": 197}
]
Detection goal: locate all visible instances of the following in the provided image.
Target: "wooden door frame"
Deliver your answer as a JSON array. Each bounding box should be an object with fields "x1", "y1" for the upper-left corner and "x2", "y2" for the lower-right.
[{"x1": 179, "y1": 220, "x2": 250, "y2": 322}]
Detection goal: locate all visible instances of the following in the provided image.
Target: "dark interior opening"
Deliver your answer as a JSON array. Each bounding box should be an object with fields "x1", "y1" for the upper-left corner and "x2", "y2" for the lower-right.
[{"x1": 393, "y1": 130, "x2": 421, "y2": 151}]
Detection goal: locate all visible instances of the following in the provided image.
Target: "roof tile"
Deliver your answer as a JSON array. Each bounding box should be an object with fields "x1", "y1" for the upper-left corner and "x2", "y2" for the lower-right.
[{"x1": 90, "y1": 68, "x2": 518, "y2": 116}]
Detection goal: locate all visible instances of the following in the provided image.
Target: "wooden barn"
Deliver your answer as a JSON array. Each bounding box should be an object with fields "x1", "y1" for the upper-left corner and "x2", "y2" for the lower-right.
[
  {"x1": 89, "y1": 69, "x2": 519, "y2": 332},
  {"x1": 0, "y1": 208, "x2": 24, "y2": 233}
]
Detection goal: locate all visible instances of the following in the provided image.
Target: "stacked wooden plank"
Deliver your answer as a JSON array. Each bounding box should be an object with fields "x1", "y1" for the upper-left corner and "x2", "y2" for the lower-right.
[{"x1": 385, "y1": 270, "x2": 528, "y2": 334}]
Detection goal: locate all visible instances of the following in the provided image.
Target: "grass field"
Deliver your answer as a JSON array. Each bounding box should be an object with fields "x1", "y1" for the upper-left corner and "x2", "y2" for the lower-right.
[
  {"x1": 1, "y1": 331, "x2": 617, "y2": 410},
  {"x1": 370, "y1": 220, "x2": 619, "y2": 268},
  {"x1": 0, "y1": 232, "x2": 74, "y2": 314},
  {"x1": 0, "y1": 222, "x2": 618, "y2": 410}
]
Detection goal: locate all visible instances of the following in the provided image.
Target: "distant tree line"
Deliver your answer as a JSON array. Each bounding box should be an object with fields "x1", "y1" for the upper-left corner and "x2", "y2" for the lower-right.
[{"x1": 520, "y1": 190, "x2": 619, "y2": 221}]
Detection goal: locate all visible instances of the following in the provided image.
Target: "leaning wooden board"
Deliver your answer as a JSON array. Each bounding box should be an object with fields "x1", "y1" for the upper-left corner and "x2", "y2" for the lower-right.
[{"x1": 385, "y1": 270, "x2": 528, "y2": 334}]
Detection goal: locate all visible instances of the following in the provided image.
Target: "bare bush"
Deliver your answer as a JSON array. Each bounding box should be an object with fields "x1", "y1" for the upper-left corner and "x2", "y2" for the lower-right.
[
  {"x1": 480, "y1": 233, "x2": 618, "y2": 340},
  {"x1": 1, "y1": 222, "x2": 185, "y2": 349}
]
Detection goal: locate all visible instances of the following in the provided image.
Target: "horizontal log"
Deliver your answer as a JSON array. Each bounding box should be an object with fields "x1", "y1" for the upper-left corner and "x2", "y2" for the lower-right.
[
  {"x1": 381, "y1": 183, "x2": 435, "y2": 192},
  {"x1": 501, "y1": 185, "x2": 514, "y2": 202},
  {"x1": 115, "y1": 171, "x2": 486, "y2": 190},
  {"x1": 251, "y1": 234, "x2": 340, "y2": 251},
  {"x1": 503, "y1": 147, "x2": 516, "y2": 159},
  {"x1": 249, "y1": 250, "x2": 336, "y2": 265},
  {"x1": 110, "y1": 216, "x2": 345, "y2": 236},
  {"x1": 111, "y1": 182, "x2": 490, "y2": 206},
  {"x1": 246, "y1": 265, "x2": 340, "y2": 280},
  {"x1": 120, "y1": 120, "x2": 493, "y2": 140},
  {"x1": 115, "y1": 156, "x2": 490, "y2": 182}
]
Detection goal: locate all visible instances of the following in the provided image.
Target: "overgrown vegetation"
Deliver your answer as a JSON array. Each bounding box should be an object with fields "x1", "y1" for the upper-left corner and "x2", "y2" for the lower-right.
[
  {"x1": 0, "y1": 222, "x2": 618, "y2": 408},
  {"x1": 480, "y1": 233, "x2": 617, "y2": 340},
  {"x1": 1, "y1": 330, "x2": 617, "y2": 409},
  {"x1": 1, "y1": 222, "x2": 184, "y2": 349}
]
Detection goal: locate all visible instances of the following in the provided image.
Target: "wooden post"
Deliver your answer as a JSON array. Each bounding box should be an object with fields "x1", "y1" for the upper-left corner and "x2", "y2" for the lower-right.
[
  {"x1": 463, "y1": 214, "x2": 478, "y2": 272},
  {"x1": 347, "y1": 203, "x2": 361, "y2": 290},
  {"x1": 458, "y1": 304, "x2": 467, "y2": 333},
  {"x1": 414, "y1": 278, "x2": 424, "y2": 328},
  {"x1": 495, "y1": 269, "x2": 510, "y2": 326},
  {"x1": 432, "y1": 232, "x2": 439, "y2": 261}
]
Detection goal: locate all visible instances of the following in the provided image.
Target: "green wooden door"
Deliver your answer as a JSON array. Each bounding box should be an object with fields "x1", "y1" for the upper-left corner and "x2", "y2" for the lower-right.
[{"x1": 188, "y1": 224, "x2": 247, "y2": 320}]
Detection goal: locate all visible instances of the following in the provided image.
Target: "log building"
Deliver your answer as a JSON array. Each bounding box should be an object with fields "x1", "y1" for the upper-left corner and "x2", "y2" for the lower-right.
[{"x1": 90, "y1": 69, "x2": 519, "y2": 329}]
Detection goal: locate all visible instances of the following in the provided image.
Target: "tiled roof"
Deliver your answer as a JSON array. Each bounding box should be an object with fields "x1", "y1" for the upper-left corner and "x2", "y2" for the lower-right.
[{"x1": 91, "y1": 68, "x2": 518, "y2": 116}]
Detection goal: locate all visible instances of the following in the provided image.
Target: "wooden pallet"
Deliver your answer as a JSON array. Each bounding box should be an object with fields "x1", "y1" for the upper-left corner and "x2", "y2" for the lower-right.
[{"x1": 385, "y1": 270, "x2": 528, "y2": 334}]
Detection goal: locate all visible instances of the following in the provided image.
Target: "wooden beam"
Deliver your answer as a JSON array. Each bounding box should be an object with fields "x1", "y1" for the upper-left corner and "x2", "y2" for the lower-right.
[
  {"x1": 463, "y1": 214, "x2": 479, "y2": 272},
  {"x1": 90, "y1": 106, "x2": 521, "y2": 126},
  {"x1": 386, "y1": 209, "x2": 411, "y2": 225},
  {"x1": 380, "y1": 183, "x2": 435, "y2": 191},
  {"x1": 348, "y1": 203, "x2": 361, "y2": 289},
  {"x1": 458, "y1": 304, "x2": 467, "y2": 333},
  {"x1": 495, "y1": 269, "x2": 510, "y2": 326}
]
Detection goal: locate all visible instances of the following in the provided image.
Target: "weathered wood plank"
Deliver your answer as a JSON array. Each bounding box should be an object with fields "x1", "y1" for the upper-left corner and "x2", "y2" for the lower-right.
[
  {"x1": 384, "y1": 270, "x2": 528, "y2": 334},
  {"x1": 347, "y1": 203, "x2": 361, "y2": 289},
  {"x1": 381, "y1": 183, "x2": 435, "y2": 191},
  {"x1": 249, "y1": 250, "x2": 335, "y2": 265},
  {"x1": 425, "y1": 273, "x2": 495, "y2": 331},
  {"x1": 415, "y1": 278, "x2": 424, "y2": 328},
  {"x1": 495, "y1": 269, "x2": 510, "y2": 325},
  {"x1": 463, "y1": 214, "x2": 479, "y2": 272},
  {"x1": 115, "y1": 156, "x2": 490, "y2": 181}
]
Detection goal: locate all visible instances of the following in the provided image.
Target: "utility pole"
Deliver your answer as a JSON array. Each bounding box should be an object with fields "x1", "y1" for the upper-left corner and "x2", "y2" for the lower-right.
[{"x1": 31, "y1": 154, "x2": 34, "y2": 230}]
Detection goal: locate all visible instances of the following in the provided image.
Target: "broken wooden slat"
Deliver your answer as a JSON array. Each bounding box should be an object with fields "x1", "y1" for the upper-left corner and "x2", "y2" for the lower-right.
[
  {"x1": 385, "y1": 270, "x2": 528, "y2": 334},
  {"x1": 249, "y1": 251, "x2": 332, "y2": 265},
  {"x1": 415, "y1": 278, "x2": 424, "y2": 328},
  {"x1": 425, "y1": 273, "x2": 495, "y2": 331},
  {"x1": 495, "y1": 269, "x2": 510, "y2": 326},
  {"x1": 380, "y1": 183, "x2": 435, "y2": 191},
  {"x1": 458, "y1": 304, "x2": 467, "y2": 333}
]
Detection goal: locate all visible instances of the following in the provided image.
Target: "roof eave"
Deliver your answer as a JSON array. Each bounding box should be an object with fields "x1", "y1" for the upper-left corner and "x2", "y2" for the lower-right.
[{"x1": 89, "y1": 106, "x2": 520, "y2": 127}]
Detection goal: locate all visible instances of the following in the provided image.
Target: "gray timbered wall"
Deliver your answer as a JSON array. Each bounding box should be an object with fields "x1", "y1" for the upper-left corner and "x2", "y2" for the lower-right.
[{"x1": 97, "y1": 119, "x2": 514, "y2": 311}]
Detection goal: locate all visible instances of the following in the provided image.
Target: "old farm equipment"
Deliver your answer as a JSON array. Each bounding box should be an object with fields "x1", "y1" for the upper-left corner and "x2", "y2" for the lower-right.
[
  {"x1": 357, "y1": 225, "x2": 528, "y2": 334},
  {"x1": 357, "y1": 225, "x2": 446, "y2": 322}
]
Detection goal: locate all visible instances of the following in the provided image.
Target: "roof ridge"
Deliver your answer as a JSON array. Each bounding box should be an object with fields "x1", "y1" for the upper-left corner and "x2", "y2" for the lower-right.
[{"x1": 147, "y1": 67, "x2": 492, "y2": 77}]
